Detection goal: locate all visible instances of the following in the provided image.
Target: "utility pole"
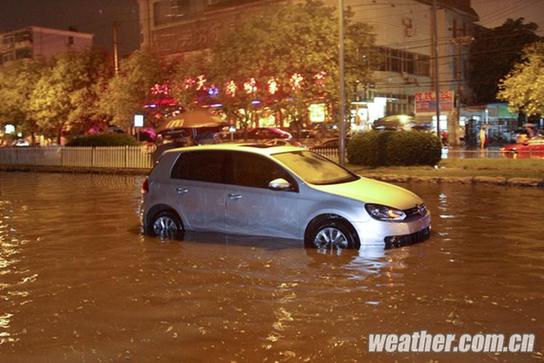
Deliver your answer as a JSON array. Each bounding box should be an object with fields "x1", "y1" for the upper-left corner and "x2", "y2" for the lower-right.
[
  {"x1": 431, "y1": 0, "x2": 441, "y2": 138},
  {"x1": 338, "y1": 0, "x2": 346, "y2": 166},
  {"x1": 113, "y1": 22, "x2": 120, "y2": 75}
]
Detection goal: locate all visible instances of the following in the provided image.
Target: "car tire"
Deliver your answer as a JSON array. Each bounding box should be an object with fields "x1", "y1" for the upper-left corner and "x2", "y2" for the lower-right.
[
  {"x1": 305, "y1": 219, "x2": 360, "y2": 251},
  {"x1": 148, "y1": 210, "x2": 183, "y2": 239}
]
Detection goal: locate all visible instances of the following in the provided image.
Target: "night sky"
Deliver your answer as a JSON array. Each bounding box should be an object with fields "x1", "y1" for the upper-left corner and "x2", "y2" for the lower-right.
[
  {"x1": 472, "y1": 0, "x2": 544, "y2": 34},
  {"x1": 1, "y1": 0, "x2": 543, "y2": 58},
  {"x1": 0, "y1": 0, "x2": 139, "y2": 56}
]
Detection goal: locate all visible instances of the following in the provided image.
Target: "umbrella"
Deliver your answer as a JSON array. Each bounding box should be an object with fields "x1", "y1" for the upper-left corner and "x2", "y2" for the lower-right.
[{"x1": 158, "y1": 110, "x2": 223, "y2": 131}]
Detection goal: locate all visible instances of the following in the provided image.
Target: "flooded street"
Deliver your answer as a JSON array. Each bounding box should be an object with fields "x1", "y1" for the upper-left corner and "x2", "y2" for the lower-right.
[{"x1": 0, "y1": 172, "x2": 543, "y2": 362}]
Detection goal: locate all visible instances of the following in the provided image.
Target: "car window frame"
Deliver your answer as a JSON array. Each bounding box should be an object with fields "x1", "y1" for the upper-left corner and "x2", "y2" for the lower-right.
[
  {"x1": 225, "y1": 150, "x2": 299, "y2": 193},
  {"x1": 170, "y1": 150, "x2": 228, "y2": 184},
  {"x1": 271, "y1": 150, "x2": 359, "y2": 186}
]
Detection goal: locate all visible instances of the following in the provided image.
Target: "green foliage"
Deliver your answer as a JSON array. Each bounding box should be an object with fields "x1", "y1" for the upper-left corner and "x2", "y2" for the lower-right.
[
  {"x1": 347, "y1": 131, "x2": 390, "y2": 166},
  {"x1": 347, "y1": 131, "x2": 441, "y2": 166},
  {"x1": 0, "y1": 59, "x2": 46, "y2": 137},
  {"x1": 98, "y1": 50, "x2": 163, "y2": 129},
  {"x1": 385, "y1": 132, "x2": 442, "y2": 166},
  {"x1": 66, "y1": 133, "x2": 138, "y2": 147},
  {"x1": 469, "y1": 18, "x2": 540, "y2": 104},
  {"x1": 30, "y1": 50, "x2": 112, "y2": 142},
  {"x1": 172, "y1": 0, "x2": 376, "y2": 127},
  {"x1": 498, "y1": 41, "x2": 544, "y2": 116}
]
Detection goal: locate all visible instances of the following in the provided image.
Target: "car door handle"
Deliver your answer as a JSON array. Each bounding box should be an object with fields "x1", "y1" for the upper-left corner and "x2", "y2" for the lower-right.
[
  {"x1": 228, "y1": 193, "x2": 242, "y2": 200},
  {"x1": 176, "y1": 187, "x2": 189, "y2": 194}
]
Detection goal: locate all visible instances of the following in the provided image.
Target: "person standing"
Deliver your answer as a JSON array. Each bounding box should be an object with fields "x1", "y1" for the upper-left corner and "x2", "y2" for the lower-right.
[{"x1": 479, "y1": 127, "x2": 487, "y2": 150}]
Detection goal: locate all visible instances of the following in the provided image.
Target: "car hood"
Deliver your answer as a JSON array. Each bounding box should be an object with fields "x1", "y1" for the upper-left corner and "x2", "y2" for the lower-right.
[{"x1": 311, "y1": 177, "x2": 423, "y2": 210}]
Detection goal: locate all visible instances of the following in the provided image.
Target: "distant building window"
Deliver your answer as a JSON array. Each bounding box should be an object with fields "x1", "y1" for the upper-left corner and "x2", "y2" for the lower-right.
[
  {"x1": 2, "y1": 36, "x2": 14, "y2": 46},
  {"x1": 15, "y1": 47, "x2": 32, "y2": 59},
  {"x1": 14, "y1": 30, "x2": 31, "y2": 43},
  {"x1": 2, "y1": 52, "x2": 15, "y2": 63},
  {"x1": 376, "y1": 46, "x2": 429, "y2": 77},
  {"x1": 153, "y1": 0, "x2": 192, "y2": 26}
]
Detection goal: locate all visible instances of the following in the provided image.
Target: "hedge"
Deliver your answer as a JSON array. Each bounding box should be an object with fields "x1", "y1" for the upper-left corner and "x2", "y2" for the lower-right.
[
  {"x1": 66, "y1": 133, "x2": 139, "y2": 147},
  {"x1": 347, "y1": 130, "x2": 441, "y2": 166}
]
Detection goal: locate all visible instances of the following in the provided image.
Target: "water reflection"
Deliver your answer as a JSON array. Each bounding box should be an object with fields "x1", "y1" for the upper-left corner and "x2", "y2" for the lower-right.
[{"x1": 0, "y1": 172, "x2": 543, "y2": 362}]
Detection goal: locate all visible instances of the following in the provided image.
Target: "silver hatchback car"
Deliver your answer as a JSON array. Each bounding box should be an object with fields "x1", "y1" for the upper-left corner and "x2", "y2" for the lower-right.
[{"x1": 141, "y1": 144, "x2": 431, "y2": 250}]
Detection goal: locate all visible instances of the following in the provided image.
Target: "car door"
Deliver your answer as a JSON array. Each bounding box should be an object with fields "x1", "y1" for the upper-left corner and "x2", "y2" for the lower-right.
[
  {"x1": 224, "y1": 151, "x2": 300, "y2": 239},
  {"x1": 170, "y1": 150, "x2": 228, "y2": 232}
]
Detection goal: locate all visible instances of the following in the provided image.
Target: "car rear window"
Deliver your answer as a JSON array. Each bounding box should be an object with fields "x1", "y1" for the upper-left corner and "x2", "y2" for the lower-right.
[{"x1": 171, "y1": 150, "x2": 227, "y2": 184}]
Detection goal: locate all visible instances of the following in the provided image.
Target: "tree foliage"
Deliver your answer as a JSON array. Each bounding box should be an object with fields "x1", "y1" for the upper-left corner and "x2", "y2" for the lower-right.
[
  {"x1": 469, "y1": 18, "x2": 540, "y2": 104},
  {"x1": 0, "y1": 59, "x2": 46, "y2": 139},
  {"x1": 172, "y1": 0, "x2": 376, "y2": 128},
  {"x1": 98, "y1": 50, "x2": 163, "y2": 129},
  {"x1": 498, "y1": 41, "x2": 544, "y2": 116},
  {"x1": 30, "y1": 50, "x2": 111, "y2": 142}
]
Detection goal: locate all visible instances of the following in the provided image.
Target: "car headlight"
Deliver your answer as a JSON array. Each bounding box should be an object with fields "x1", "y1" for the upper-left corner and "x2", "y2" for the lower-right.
[{"x1": 365, "y1": 203, "x2": 406, "y2": 221}]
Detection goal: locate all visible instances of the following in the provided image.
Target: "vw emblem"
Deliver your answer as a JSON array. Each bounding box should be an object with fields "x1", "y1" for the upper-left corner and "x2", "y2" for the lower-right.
[{"x1": 417, "y1": 204, "x2": 426, "y2": 216}]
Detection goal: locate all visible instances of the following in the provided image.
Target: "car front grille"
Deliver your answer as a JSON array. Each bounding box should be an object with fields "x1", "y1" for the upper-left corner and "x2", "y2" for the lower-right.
[
  {"x1": 384, "y1": 227, "x2": 431, "y2": 249},
  {"x1": 404, "y1": 204, "x2": 427, "y2": 220}
]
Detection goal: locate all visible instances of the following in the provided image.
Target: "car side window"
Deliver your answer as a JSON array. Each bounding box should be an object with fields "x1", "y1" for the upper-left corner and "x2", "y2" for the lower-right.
[
  {"x1": 171, "y1": 151, "x2": 226, "y2": 184},
  {"x1": 228, "y1": 151, "x2": 297, "y2": 191}
]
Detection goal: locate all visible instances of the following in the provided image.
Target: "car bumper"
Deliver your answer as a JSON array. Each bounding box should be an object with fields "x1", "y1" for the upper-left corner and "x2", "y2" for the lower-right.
[{"x1": 352, "y1": 213, "x2": 432, "y2": 248}]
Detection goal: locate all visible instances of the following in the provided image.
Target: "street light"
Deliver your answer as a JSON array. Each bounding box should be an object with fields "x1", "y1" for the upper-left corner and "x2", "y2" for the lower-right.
[{"x1": 338, "y1": 0, "x2": 346, "y2": 166}]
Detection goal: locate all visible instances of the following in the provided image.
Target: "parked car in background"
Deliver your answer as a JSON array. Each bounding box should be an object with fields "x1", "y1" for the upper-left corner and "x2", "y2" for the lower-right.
[
  {"x1": 12, "y1": 139, "x2": 30, "y2": 147},
  {"x1": 501, "y1": 137, "x2": 544, "y2": 156},
  {"x1": 141, "y1": 144, "x2": 431, "y2": 251},
  {"x1": 235, "y1": 127, "x2": 292, "y2": 141},
  {"x1": 311, "y1": 137, "x2": 340, "y2": 148}
]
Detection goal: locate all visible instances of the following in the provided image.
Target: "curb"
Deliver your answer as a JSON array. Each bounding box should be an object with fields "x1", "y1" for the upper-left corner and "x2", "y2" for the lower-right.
[{"x1": 361, "y1": 173, "x2": 544, "y2": 188}]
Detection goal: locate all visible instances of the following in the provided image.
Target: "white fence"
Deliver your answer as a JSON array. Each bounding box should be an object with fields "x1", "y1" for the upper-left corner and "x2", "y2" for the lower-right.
[
  {"x1": 2, "y1": 145, "x2": 537, "y2": 171},
  {"x1": 0, "y1": 146, "x2": 153, "y2": 169}
]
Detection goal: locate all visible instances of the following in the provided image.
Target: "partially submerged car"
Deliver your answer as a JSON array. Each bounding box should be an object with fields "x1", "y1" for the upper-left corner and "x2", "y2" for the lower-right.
[{"x1": 141, "y1": 144, "x2": 430, "y2": 250}]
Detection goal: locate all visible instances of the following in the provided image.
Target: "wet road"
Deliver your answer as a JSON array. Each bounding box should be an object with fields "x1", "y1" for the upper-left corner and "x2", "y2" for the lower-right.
[{"x1": 0, "y1": 172, "x2": 543, "y2": 362}]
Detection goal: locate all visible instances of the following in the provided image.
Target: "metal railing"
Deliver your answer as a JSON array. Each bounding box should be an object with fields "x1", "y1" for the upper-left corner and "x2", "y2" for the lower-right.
[
  {"x1": 309, "y1": 147, "x2": 339, "y2": 160},
  {"x1": 1, "y1": 145, "x2": 541, "y2": 171},
  {"x1": 309, "y1": 147, "x2": 544, "y2": 161},
  {"x1": 0, "y1": 146, "x2": 153, "y2": 169}
]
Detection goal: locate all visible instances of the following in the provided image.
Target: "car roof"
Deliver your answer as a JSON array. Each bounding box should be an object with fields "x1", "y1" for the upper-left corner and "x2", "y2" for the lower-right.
[{"x1": 163, "y1": 143, "x2": 304, "y2": 157}]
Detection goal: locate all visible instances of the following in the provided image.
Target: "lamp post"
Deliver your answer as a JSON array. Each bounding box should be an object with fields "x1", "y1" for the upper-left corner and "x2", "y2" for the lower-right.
[
  {"x1": 431, "y1": 0, "x2": 441, "y2": 138},
  {"x1": 338, "y1": 0, "x2": 346, "y2": 166}
]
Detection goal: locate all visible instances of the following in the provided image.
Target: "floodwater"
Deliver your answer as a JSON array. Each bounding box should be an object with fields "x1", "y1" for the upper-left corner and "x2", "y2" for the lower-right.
[{"x1": 0, "y1": 172, "x2": 543, "y2": 362}]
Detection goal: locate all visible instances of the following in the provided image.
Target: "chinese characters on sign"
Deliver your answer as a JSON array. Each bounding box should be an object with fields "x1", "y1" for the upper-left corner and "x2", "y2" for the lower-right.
[{"x1": 415, "y1": 90, "x2": 454, "y2": 113}]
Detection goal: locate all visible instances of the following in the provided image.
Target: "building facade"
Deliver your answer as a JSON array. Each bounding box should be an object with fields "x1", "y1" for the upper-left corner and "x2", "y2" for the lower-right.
[
  {"x1": 137, "y1": 0, "x2": 478, "y2": 142},
  {"x1": 0, "y1": 26, "x2": 94, "y2": 64}
]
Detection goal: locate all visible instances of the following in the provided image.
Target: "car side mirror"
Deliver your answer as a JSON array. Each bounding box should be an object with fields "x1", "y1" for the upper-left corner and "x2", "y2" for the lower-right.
[{"x1": 268, "y1": 178, "x2": 292, "y2": 191}]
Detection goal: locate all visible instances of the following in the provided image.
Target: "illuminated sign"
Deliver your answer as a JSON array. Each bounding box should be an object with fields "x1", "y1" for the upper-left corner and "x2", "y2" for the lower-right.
[
  {"x1": 309, "y1": 104, "x2": 326, "y2": 123},
  {"x1": 134, "y1": 114, "x2": 144, "y2": 128},
  {"x1": 415, "y1": 90, "x2": 454, "y2": 113}
]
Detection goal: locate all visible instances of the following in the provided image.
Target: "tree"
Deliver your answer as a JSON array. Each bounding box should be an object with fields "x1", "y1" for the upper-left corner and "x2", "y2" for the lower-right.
[
  {"x1": 0, "y1": 59, "x2": 46, "y2": 142},
  {"x1": 171, "y1": 0, "x2": 376, "y2": 128},
  {"x1": 498, "y1": 41, "x2": 544, "y2": 116},
  {"x1": 469, "y1": 18, "x2": 540, "y2": 105},
  {"x1": 98, "y1": 50, "x2": 163, "y2": 129},
  {"x1": 30, "y1": 50, "x2": 111, "y2": 143}
]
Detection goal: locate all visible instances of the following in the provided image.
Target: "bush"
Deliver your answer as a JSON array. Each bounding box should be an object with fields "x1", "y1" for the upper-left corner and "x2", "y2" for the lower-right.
[
  {"x1": 347, "y1": 131, "x2": 394, "y2": 166},
  {"x1": 66, "y1": 133, "x2": 138, "y2": 147},
  {"x1": 347, "y1": 130, "x2": 441, "y2": 166}
]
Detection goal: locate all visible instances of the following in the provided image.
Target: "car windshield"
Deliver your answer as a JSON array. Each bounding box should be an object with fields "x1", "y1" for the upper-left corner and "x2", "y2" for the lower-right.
[{"x1": 273, "y1": 151, "x2": 359, "y2": 185}]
